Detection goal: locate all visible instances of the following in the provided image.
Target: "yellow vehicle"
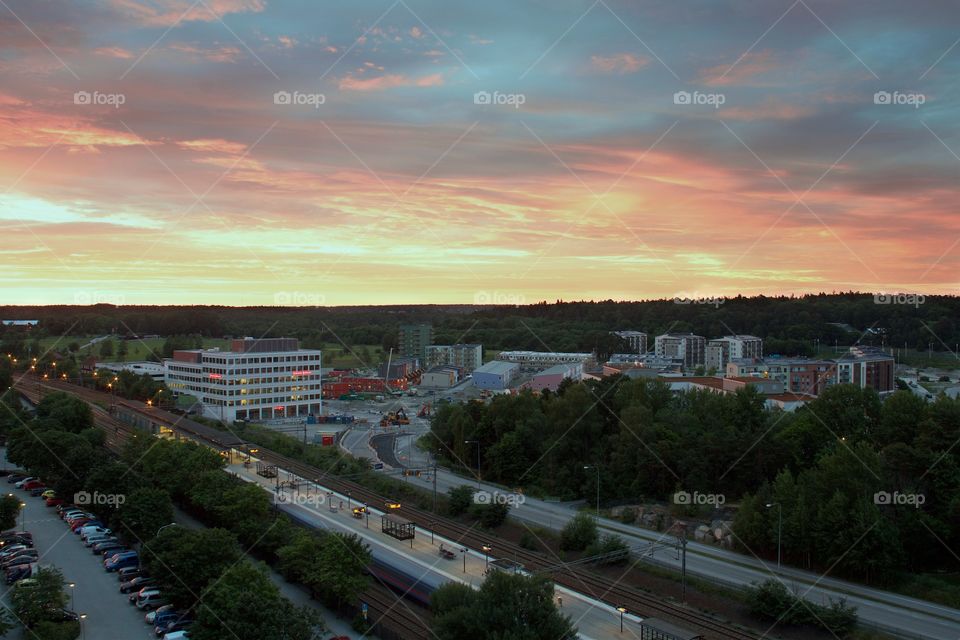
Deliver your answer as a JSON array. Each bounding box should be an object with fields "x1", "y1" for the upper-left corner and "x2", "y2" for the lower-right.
[{"x1": 40, "y1": 490, "x2": 56, "y2": 499}]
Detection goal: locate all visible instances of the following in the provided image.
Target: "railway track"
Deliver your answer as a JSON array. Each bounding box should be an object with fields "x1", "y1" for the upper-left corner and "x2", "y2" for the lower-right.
[{"x1": 17, "y1": 377, "x2": 757, "y2": 640}]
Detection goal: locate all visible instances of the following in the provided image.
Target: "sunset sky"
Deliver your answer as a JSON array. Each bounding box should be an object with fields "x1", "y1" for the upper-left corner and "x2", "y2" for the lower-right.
[{"x1": 2, "y1": 0, "x2": 959, "y2": 305}]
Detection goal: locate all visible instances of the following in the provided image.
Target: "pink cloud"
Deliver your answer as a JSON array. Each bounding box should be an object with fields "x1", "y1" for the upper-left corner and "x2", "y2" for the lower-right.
[
  {"x1": 93, "y1": 47, "x2": 135, "y2": 59},
  {"x1": 169, "y1": 43, "x2": 242, "y2": 62},
  {"x1": 107, "y1": 0, "x2": 265, "y2": 27},
  {"x1": 700, "y1": 51, "x2": 780, "y2": 87},
  {"x1": 590, "y1": 53, "x2": 649, "y2": 75},
  {"x1": 175, "y1": 138, "x2": 248, "y2": 155}
]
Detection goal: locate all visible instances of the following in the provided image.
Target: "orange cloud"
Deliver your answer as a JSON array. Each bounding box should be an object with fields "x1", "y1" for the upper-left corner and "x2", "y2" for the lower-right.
[
  {"x1": 338, "y1": 72, "x2": 444, "y2": 91},
  {"x1": 93, "y1": 47, "x2": 135, "y2": 59},
  {"x1": 176, "y1": 138, "x2": 249, "y2": 155},
  {"x1": 590, "y1": 53, "x2": 649, "y2": 74},
  {"x1": 108, "y1": 0, "x2": 265, "y2": 27},
  {"x1": 700, "y1": 51, "x2": 780, "y2": 87}
]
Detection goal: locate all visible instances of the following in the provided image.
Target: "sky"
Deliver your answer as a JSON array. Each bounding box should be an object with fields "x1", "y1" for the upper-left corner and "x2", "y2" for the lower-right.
[{"x1": 1, "y1": 0, "x2": 959, "y2": 306}]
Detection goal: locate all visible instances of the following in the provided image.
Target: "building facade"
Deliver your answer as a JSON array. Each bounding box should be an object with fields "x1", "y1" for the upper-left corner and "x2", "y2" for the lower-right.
[
  {"x1": 496, "y1": 351, "x2": 593, "y2": 366},
  {"x1": 163, "y1": 337, "x2": 322, "y2": 423},
  {"x1": 611, "y1": 331, "x2": 648, "y2": 354},
  {"x1": 421, "y1": 366, "x2": 461, "y2": 388},
  {"x1": 522, "y1": 362, "x2": 583, "y2": 392},
  {"x1": 835, "y1": 347, "x2": 895, "y2": 393},
  {"x1": 398, "y1": 324, "x2": 433, "y2": 360},
  {"x1": 705, "y1": 335, "x2": 763, "y2": 372},
  {"x1": 471, "y1": 360, "x2": 519, "y2": 390},
  {"x1": 654, "y1": 333, "x2": 706, "y2": 369},
  {"x1": 425, "y1": 343, "x2": 483, "y2": 372}
]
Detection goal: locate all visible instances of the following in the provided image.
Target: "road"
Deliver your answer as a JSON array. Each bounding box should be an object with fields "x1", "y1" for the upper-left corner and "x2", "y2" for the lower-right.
[{"x1": 397, "y1": 469, "x2": 960, "y2": 639}]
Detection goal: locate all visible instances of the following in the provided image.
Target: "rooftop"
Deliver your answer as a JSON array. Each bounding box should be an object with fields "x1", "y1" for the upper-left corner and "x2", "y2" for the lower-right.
[{"x1": 474, "y1": 360, "x2": 520, "y2": 375}]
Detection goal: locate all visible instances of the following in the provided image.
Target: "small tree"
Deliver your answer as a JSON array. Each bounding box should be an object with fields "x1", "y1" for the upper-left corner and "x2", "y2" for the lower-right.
[
  {"x1": 560, "y1": 512, "x2": 598, "y2": 551},
  {"x1": 99, "y1": 340, "x2": 114, "y2": 358},
  {"x1": 0, "y1": 494, "x2": 21, "y2": 530},
  {"x1": 447, "y1": 485, "x2": 475, "y2": 517}
]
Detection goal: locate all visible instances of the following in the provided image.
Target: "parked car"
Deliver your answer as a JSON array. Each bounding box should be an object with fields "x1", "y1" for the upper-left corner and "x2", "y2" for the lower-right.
[
  {"x1": 121, "y1": 576, "x2": 155, "y2": 594},
  {"x1": 22, "y1": 480, "x2": 45, "y2": 490},
  {"x1": 93, "y1": 541, "x2": 126, "y2": 555},
  {"x1": 79, "y1": 525, "x2": 111, "y2": 540},
  {"x1": 5, "y1": 562, "x2": 35, "y2": 584},
  {"x1": 44, "y1": 608, "x2": 79, "y2": 623},
  {"x1": 45, "y1": 497, "x2": 65, "y2": 507},
  {"x1": 0, "y1": 531, "x2": 31, "y2": 542},
  {"x1": 56, "y1": 504, "x2": 77, "y2": 516},
  {"x1": 8, "y1": 475, "x2": 29, "y2": 486},
  {"x1": 69, "y1": 519, "x2": 98, "y2": 532},
  {"x1": 156, "y1": 618, "x2": 193, "y2": 637},
  {"x1": 1, "y1": 555, "x2": 38, "y2": 570},
  {"x1": 118, "y1": 567, "x2": 146, "y2": 582},
  {"x1": 14, "y1": 477, "x2": 36, "y2": 488},
  {"x1": 1, "y1": 549, "x2": 38, "y2": 565},
  {"x1": 40, "y1": 489, "x2": 56, "y2": 499},
  {"x1": 0, "y1": 535, "x2": 32, "y2": 549},
  {"x1": 150, "y1": 607, "x2": 181, "y2": 628},
  {"x1": 105, "y1": 552, "x2": 139, "y2": 572},
  {"x1": 0, "y1": 545, "x2": 30, "y2": 559},
  {"x1": 84, "y1": 535, "x2": 115, "y2": 548},
  {"x1": 137, "y1": 591, "x2": 167, "y2": 611},
  {"x1": 161, "y1": 632, "x2": 191, "y2": 640},
  {"x1": 29, "y1": 487, "x2": 46, "y2": 497}
]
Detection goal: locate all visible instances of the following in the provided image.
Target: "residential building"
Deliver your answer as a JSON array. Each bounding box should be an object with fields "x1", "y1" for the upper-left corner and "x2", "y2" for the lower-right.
[
  {"x1": 654, "y1": 333, "x2": 706, "y2": 369},
  {"x1": 705, "y1": 335, "x2": 763, "y2": 372},
  {"x1": 378, "y1": 356, "x2": 421, "y2": 381},
  {"x1": 163, "y1": 337, "x2": 322, "y2": 422},
  {"x1": 522, "y1": 363, "x2": 583, "y2": 392},
  {"x1": 834, "y1": 346, "x2": 895, "y2": 393},
  {"x1": 496, "y1": 351, "x2": 593, "y2": 366},
  {"x1": 727, "y1": 357, "x2": 835, "y2": 396},
  {"x1": 611, "y1": 331, "x2": 647, "y2": 354},
  {"x1": 322, "y1": 376, "x2": 407, "y2": 399},
  {"x1": 398, "y1": 324, "x2": 433, "y2": 360},
  {"x1": 471, "y1": 360, "x2": 519, "y2": 390},
  {"x1": 425, "y1": 343, "x2": 483, "y2": 372}
]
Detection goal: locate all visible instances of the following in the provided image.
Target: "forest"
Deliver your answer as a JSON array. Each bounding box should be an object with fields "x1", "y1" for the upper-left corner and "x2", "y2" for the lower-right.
[
  {"x1": 428, "y1": 378, "x2": 960, "y2": 585},
  {"x1": 1, "y1": 292, "x2": 958, "y2": 359}
]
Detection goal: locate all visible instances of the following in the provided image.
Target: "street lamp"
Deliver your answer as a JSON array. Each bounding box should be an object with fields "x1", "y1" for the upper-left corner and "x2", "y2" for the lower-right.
[
  {"x1": 583, "y1": 465, "x2": 600, "y2": 518},
  {"x1": 156, "y1": 522, "x2": 178, "y2": 537},
  {"x1": 616, "y1": 606, "x2": 627, "y2": 632},
  {"x1": 68, "y1": 583, "x2": 75, "y2": 611},
  {"x1": 765, "y1": 503, "x2": 782, "y2": 568},
  {"x1": 80, "y1": 614, "x2": 87, "y2": 640},
  {"x1": 464, "y1": 440, "x2": 481, "y2": 490},
  {"x1": 461, "y1": 547, "x2": 468, "y2": 573},
  {"x1": 18, "y1": 502, "x2": 25, "y2": 531},
  {"x1": 482, "y1": 545, "x2": 492, "y2": 571}
]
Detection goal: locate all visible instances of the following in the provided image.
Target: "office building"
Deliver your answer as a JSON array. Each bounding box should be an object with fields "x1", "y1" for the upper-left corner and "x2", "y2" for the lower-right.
[
  {"x1": 471, "y1": 360, "x2": 519, "y2": 390},
  {"x1": 611, "y1": 331, "x2": 647, "y2": 354},
  {"x1": 398, "y1": 324, "x2": 433, "y2": 360},
  {"x1": 425, "y1": 343, "x2": 483, "y2": 372},
  {"x1": 163, "y1": 337, "x2": 322, "y2": 423},
  {"x1": 654, "y1": 333, "x2": 706, "y2": 369}
]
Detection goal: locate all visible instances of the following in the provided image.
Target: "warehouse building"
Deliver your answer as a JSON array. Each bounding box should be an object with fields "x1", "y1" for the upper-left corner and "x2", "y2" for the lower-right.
[
  {"x1": 471, "y1": 360, "x2": 519, "y2": 390},
  {"x1": 522, "y1": 362, "x2": 583, "y2": 392}
]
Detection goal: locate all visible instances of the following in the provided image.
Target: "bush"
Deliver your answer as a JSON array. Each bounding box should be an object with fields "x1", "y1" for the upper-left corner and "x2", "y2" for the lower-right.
[
  {"x1": 585, "y1": 534, "x2": 629, "y2": 565},
  {"x1": 447, "y1": 485, "x2": 475, "y2": 517},
  {"x1": 747, "y1": 579, "x2": 857, "y2": 636},
  {"x1": 560, "y1": 512, "x2": 598, "y2": 552},
  {"x1": 519, "y1": 530, "x2": 538, "y2": 551},
  {"x1": 619, "y1": 507, "x2": 637, "y2": 524},
  {"x1": 470, "y1": 502, "x2": 509, "y2": 528}
]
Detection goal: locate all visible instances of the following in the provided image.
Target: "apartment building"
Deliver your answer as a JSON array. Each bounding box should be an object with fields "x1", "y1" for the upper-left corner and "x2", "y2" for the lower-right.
[
  {"x1": 611, "y1": 330, "x2": 647, "y2": 354},
  {"x1": 654, "y1": 333, "x2": 706, "y2": 369},
  {"x1": 398, "y1": 324, "x2": 433, "y2": 360},
  {"x1": 163, "y1": 337, "x2": 322, "y2": 423},
  {"x1": 425, "y1": 343, "x2": 483, "y2": 372},
  {"x1": 835, "y1": 346, "x2": 895, "y2": 393},
  {"x1": 705, "y1": 335, "x2": 763, "y2": 372},
  {"x1": 496, "y1": 351, "x2": 593, "y2": 366}
]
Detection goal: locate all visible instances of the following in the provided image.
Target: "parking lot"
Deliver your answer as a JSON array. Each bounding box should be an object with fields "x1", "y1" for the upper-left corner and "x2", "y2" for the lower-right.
[{"x1": 3, "y1": 482, "x2": 156, "y2": 639}]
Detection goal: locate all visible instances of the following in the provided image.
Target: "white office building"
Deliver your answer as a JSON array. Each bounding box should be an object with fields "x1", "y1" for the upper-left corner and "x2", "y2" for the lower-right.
[{"x1": 163, "y1": 337, "x2": 322, "y2": 423}]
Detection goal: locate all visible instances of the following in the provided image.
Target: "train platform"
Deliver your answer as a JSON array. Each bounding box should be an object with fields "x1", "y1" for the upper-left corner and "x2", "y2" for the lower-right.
[{"x1": 226, "y1": 460, "x2": 644, "y2": 639}]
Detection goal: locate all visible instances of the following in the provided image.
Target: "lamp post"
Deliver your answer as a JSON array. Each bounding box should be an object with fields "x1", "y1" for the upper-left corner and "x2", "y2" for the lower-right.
[
  {"x1": 80, "y1": 614, "x2": 87, "y2": 640},
  {"x1": 68, "y1": 582, "x2": 75, "y2": 611},
  {"x1": 616, "y1": 606, "x2": 627, "y2": 633},
  {"x1": 461, "y1": 547, "x2": 468, "y2": 573},
  {"x1": 765, "y1": 502, "x2": 782, "y2": 568},
  {"x1": 482, "y1": 545, "x2": 491, "y2": 571},
  {"x1": 19, "y1": 502, "x2": 25, "y2": 531},
  {"x1": 464, "y1": 440, "x2": 481, "y2": 489},
  {"x1": 583, "y1": 465, "x2": 600, "y2": 517},
  {"x1": 156, "y1": 522, "x2": 178, "y2": 537}
]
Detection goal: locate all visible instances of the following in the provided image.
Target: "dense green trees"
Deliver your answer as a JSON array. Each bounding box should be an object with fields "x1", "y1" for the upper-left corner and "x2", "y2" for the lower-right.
[
  {"x1": 747, "y1": 579, "x2": 857, "y2": 636},
  {"x1": 432, "y1": 380, "x2": 960, "y2": 582},
  {"x1": 431, "y1": 572, "x2": 576, "y2": 640}
]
